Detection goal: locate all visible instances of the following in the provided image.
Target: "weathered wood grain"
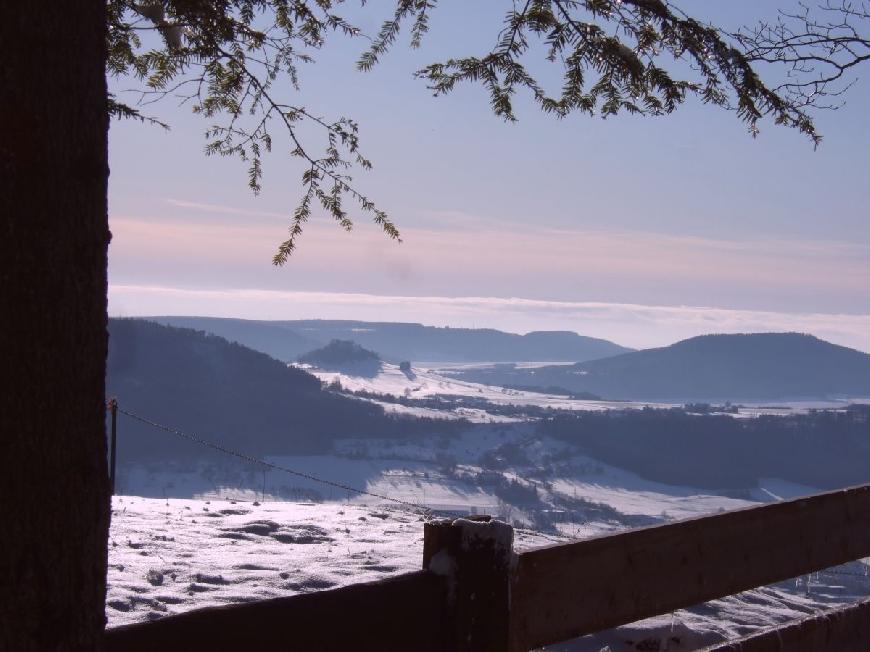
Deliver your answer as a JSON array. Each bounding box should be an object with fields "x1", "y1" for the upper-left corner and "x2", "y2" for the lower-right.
[
  {"x1": 105, "y1": 571, "x2": 446, "y2": 652},
  {"x1": 423, "y1": 517, "x2": 514, "y2": 651}
]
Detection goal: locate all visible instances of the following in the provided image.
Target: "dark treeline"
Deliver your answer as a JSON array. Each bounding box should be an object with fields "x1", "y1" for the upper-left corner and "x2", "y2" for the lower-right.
[
  {"x1": 540, "y1": 407, "x2": 870, "y2": 491},
  {"x1": 502, "y1": 384, "x2": 603, "y2": 400},
  {"x1": 339, "y1": 386, "x2": 554, "y2": 419},
  {"x1": 106, "y1": 319, "x2": 454, "y2": 465}
]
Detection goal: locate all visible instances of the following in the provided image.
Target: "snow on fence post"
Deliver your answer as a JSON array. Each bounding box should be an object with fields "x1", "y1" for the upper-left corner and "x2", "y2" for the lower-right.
[{"x1": 423, "y1": 515, "x2": 514, "y2": 652}]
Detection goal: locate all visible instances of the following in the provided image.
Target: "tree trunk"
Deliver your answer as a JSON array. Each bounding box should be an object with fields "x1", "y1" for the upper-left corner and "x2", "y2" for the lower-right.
[{"x1": 0, "y1": 2, "x2": 110, "y2": 650}]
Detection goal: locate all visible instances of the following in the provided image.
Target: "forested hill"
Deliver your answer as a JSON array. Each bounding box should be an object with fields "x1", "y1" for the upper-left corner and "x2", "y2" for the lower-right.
[
  {"x1": 451, "y1": 333, "x2": 870, "y2": 401},
  {"x1": 298, "y1": 339, "x2": 382, "y2": 377},
  {"x1": 299, "y1": 339, "x2": 380, "y2": 366},
  {"x1": 542, "y1": 407, "x2": 870, "y2": 490},
  {"x1": 106, "y1": 319, "x2": 440, "y2": 464},
  {"x1": 150, "y1": 316, "x2": 632, "y2": 363}
]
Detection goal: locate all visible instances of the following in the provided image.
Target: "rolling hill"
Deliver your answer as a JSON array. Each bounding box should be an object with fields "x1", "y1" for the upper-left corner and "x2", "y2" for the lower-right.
[
  {"x1": 106, "y1": 319, "x2": 445, "y2": 464},
  {"x1": 147, "y1": 316, "x2": 321, "y2": 361},
  {"x1": 298, "y1": 339, "x2": 383, "y2": 377},
  {"x1": 450, "y1": 333, "x2": 870, "y2": 401}
]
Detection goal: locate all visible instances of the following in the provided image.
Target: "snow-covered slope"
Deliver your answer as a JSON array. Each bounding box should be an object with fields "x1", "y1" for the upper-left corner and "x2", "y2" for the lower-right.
[
  {"x1": 117, "y1": 426, "x2": 765, "y2": 527},
  {"x1": 107, "y1": 496, "x2": 870, "y2": 651},
  {"x1": 106, "y1": 496, "x2": 559, "y2": 628},
  {"x1": 300, "y1": 361, "x2": 674, "y2": 412}
]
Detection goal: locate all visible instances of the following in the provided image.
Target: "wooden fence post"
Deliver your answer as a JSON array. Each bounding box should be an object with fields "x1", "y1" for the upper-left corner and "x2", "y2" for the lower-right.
[
  {"x1": 108, "y1": 398, "x2": 118, "y2": 495},
  {"x1": 423, "y1": 515, "x2": 514, "y2": 652}
]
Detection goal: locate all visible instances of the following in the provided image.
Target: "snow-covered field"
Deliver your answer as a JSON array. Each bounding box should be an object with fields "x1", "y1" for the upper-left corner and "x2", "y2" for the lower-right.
[
  {"x1": 299, "y1": 361, "x2": 867, "y2": 423},
  {"x1": 106, "y1": 496, "x2": 560, "y2": 628},
  {"x1": 299, "y1": 361, "x2": 676, "y2": 416},
  {"x1": 107, "y1": 495, "x2": 870, "y2": 651},
  {"x1": 107, "y1": 497, "x2": 420, "y2": 628}
]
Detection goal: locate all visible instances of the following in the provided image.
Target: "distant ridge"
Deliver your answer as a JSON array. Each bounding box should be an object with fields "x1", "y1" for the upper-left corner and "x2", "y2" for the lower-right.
[
  {"x1": 148, "y1": 316, "x2": 321, "y2": 361},
  {"x1": 450, "y1": 333, "x2": 870, "y2": 401},
  {"x1": 149, "y1": 316, "x2": 632, "y2": 363}
]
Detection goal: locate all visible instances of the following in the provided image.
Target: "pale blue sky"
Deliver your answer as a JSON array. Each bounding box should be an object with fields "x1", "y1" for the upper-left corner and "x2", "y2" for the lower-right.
[{"x1": 107, "y1": 1, "x2": 870, "y2": 350}]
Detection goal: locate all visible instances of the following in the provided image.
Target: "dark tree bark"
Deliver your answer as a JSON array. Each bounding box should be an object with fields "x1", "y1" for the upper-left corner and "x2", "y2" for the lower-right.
[{"x1": 0, "y1": 2, "x2": 111, "y2": 650}]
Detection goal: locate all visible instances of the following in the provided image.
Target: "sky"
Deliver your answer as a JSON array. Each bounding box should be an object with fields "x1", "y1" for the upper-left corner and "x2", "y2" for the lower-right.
[{"x1": 107, "y1": 1, "x2": 870, "y2": 351}]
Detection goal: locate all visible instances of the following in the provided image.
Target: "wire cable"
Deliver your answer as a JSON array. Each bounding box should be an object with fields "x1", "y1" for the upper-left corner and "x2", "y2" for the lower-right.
[{"x1": 117, "y1": 407, "x2": 429, "y2": 515}]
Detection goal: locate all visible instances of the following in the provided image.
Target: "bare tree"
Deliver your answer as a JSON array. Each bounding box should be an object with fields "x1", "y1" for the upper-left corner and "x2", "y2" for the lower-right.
[{"x1": 733, "y1": 1, "x2": 870, "y2": 111}]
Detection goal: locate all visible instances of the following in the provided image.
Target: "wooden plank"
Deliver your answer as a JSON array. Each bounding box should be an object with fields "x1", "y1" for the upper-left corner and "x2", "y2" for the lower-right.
[
  {"x1": 105, "y1": 571, "x2": 446, "y2": 652},
  {"x1": 702, "y1": 598, "x2": 870, "y2": 652},
  {"x1": 510, "y1": 484, "x2": 870, "y2": 651}
]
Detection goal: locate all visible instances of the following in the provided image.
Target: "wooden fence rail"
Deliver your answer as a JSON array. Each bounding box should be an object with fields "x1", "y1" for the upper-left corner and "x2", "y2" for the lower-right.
[
  {"x1": 105, "y1": 571, "x2": 446, "y2": 651},
  {"x1": 509, "y1": 484, "x2": 870, "y2": 650},
  {"x1": 702, "y1": 598, "x2": 870, "y2": 652},
  {"x1": 104, "y1": 484, "x2": 870, "y2": 651}
]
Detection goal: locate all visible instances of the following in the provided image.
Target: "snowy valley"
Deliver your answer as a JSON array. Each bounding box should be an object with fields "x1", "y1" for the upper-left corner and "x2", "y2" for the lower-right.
[{"x1": 106, "y1": 321, "x2": 870, "y2": 650}]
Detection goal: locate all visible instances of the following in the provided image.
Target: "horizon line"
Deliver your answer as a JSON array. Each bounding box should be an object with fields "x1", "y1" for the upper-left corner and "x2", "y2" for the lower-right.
[{"x1": 107, "y1": 284, "x2": 870, "y2": 354}]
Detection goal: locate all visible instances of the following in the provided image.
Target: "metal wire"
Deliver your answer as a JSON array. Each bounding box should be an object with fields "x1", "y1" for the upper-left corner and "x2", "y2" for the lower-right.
[{"x1": 117, "y1": 406, "x2": 429, "y2": 515}]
